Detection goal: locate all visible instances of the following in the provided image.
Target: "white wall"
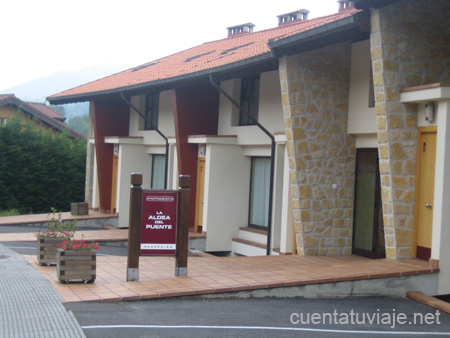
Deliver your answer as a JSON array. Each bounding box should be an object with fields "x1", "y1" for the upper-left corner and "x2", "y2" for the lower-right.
[
  {"x1": 217, "y1": 70, "x2": 284, "y2": 144},
  {"x1": 270, "y1": 143, "x2": 284, "y2": 250},
  {"x1": 355, "y1": 134, "x2": 377, "y2": 148},
  {"x1": 204, "y1": 143, "x2": 251, "y2": 251},
  {"x1": 431, "y1": 100, "x2": 450, "y2": 294},
  {"x1": 348, "y1": 40, "x2": 377, "y2": 134},
  {"x1": 91, "y1": 145, "x2": 100, "y2": 210},
  {"x1": 117, "y1": 143, "x2": 152, "y2": 228},
  {"x1": 279, "y1": 148, "x2": 293, "y2": 254},
  {"x1": 129, "y1": 90, "x2": 175, "y2": 144}
]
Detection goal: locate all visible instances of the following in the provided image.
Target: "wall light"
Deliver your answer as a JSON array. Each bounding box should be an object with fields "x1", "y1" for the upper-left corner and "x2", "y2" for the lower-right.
[{"x1": 425, "y1": 102, "x2": 434, "y2": 122}]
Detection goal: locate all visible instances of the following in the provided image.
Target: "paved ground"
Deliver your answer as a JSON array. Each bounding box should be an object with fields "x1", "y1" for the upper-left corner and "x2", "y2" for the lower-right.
[
  {"x1": 0, "y1": 243, "x2": 85, "y2": 337},
  {"x1": 23, "y1": 250, "x2": 437, "y2": 303},
  {"x1": 0, "y1": 223, "x2": 441, "y2": 304}
]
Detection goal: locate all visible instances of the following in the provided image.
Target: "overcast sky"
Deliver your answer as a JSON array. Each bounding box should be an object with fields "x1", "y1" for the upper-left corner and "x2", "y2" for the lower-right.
[{"x1": 1, "y1": 0, "x2": 339, "y2": 91}]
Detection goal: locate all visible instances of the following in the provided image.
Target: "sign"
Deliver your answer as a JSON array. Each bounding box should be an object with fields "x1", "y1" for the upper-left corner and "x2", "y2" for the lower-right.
[{"x1": 141, "y1": 190, "x2": 178, "y2": 255}]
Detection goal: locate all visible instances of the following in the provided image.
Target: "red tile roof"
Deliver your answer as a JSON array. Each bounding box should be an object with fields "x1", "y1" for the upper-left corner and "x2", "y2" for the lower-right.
[
  {"x1": 0, "y1": 94, "x2": 85, "y2": 140},
  {"x1": 28, "y1": 102, "x2": 66, "y2": 122},
  {"x1": 48, "y1": 8, "x2": 360, "y2": 102}
]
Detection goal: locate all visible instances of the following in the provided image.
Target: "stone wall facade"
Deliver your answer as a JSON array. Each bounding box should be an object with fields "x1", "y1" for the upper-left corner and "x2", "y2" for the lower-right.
[
  {"x1": 370, "y1": 0, "x2": 450, "y2": 259},
  {"x1": 279, "y1": 43, "x2": 356, "y2": 256}
]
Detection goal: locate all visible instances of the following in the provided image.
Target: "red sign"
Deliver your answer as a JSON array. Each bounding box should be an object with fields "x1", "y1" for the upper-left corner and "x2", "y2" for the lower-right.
[{"x1": 141, "y1": 190, "x2": 178, "y2": 256}]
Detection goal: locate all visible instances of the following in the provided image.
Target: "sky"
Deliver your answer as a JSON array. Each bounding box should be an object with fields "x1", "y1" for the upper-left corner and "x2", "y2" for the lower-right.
[{"x1": 0, "y1": 0, "x2": 339, "y2": 91}]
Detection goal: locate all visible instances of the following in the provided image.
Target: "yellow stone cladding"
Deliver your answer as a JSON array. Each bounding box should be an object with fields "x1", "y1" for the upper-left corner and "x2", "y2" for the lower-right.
[{"x1": 279, "y1": 42, "x2": 355, "y2": 256}]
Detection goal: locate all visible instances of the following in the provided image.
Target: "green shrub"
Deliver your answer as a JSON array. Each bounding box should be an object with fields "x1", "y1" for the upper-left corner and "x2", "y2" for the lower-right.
[{"x1": 0, "y1": 114, "x2": 86, "y2": 213}]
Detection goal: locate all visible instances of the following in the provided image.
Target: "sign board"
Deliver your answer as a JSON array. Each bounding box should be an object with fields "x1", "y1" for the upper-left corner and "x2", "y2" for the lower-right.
[{"x1": 141, "y1": 190, "x2": 178, "y2": 256}]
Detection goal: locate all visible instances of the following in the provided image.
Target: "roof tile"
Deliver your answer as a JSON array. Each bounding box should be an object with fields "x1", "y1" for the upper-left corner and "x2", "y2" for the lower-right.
[{"x1": 49, "y1": 8, "x2": 360, "y2": 101}]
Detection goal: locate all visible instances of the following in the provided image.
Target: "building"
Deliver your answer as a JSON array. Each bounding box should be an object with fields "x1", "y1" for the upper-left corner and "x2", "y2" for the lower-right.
[
  {"x1": 48, "y1": 0, "x2": 449, "y2": 295},
  {"x1": 0, "y1": 94, "x2": 84, "y2": 140}
]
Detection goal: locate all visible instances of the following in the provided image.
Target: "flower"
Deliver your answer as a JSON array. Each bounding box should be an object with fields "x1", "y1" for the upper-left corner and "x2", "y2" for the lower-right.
[
  {"x1": 34, "y1": 230, "x2": 73, "y2": 238},
  {"x1": 58, "y1": 240, "x2": 100, "y2": 251},
  {"x1": 34, "y1": 207, "x2": 76, "y2": 239}
]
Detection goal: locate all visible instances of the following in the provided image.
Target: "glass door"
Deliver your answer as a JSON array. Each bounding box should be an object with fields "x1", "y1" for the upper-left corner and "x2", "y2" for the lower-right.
[{"x1": 352, "y1": 149, "x2": 385, "y2": 258}]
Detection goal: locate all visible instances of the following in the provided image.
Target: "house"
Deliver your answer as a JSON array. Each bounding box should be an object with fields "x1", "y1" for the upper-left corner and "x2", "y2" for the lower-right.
[
  {"x1": 48, "y1": 0, "x2": 449, "y2": 294},
  {"x1": 0, "y1": 94, "x2": 84, "y2": 140}
]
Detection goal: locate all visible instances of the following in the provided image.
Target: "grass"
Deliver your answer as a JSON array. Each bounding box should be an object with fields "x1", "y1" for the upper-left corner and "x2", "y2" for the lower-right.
[{"x1": 0, "y1": 209, "x2": 23, "y2": 217}]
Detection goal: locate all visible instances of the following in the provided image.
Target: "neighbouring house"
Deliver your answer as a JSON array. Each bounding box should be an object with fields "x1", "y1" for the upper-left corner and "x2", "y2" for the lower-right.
[
  {"x1": 0, "y1": 94, "x2": 84, "y2": 140},
  {"x1": 48, "y1": 0, "x2": 449, "y2": 294}
]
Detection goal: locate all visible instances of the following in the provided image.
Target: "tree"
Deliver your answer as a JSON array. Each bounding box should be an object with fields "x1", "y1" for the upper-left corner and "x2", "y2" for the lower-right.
[
  {"x1": 49, "y1": 104, "x2": 66, "y2": 117},
  {"x1": 0, "y1": 115, "x2": 86, "y2": 213},
  {"x1": 67, "y1": 114, "x2": 88, "y2": 137}
]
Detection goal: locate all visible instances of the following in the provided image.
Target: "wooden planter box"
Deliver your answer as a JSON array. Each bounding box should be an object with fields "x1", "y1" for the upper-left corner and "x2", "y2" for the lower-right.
[
  {"x1": 71, "y1": 202, "x2": 89, "y2": 215},
  {"x1": 57, "y1": 249, "x2": 96, "y2": 283},
  {"x1": 37, "y1": 237, "x2": 69, "y2": 266}
]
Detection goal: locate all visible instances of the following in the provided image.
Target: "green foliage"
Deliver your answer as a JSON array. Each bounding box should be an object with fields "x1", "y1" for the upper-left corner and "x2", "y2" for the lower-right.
[
  {"x1": 34, "y1": 207, "x2": 77, "y2": 239},
  {"x1": 0, "y1": 116, "x2": 86, "y2": 213},
  {"x1": 67, "y1": 114, "x2": 88, "y2": 137},
  {"x1": 49, "y1": 104, "x2": 66, "y2": 117},
  {"x1": 0, "y1": 209, "x2": 22, "y2": 217}
]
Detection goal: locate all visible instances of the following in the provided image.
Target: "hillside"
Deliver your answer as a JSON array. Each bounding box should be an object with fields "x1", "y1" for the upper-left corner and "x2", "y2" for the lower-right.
[{"x1": 0, "y1": 64, "x2": 127, "y2": 119}]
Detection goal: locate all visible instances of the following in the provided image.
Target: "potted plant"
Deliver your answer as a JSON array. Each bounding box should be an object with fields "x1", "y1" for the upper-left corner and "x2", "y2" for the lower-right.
[
  {"x1": 57, "y1": 239, "x2": 100, "y2": 283},
  {"x1": 34, "y1": 207, "x2": 77, "y2": 266}
]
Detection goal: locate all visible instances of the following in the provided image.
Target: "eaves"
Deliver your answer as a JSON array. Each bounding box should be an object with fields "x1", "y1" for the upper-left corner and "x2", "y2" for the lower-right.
[
  {"x1": 268, "y1": 14, "x2": 362, "y2": 55},
  {"x1": 47, "y1": 52, "x2": 276, "y2": 105}
]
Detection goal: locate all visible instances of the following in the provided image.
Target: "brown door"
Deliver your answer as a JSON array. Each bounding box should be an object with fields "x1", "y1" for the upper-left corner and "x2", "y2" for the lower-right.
[
  {"x1": 414, "y1": 127, "x2": 437, "y2": 260},
  {"x1": 110, "y1": 154, "x2": 119, "y2": 214},
  {"x1": 195, "y1": 158, "x2": 206, "y2": 232}
]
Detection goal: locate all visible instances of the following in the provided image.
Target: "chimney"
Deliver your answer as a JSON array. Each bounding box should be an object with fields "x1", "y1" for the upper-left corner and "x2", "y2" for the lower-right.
[
  {"x1": 338, "y1": 0, "x2": 354, "y2": 11},
  {"x1": 277, "y1": 9, "x2": 309, "y2": 26},
  {"x1": 227, "y1": 23, "x2": 255, "y2": 37}
]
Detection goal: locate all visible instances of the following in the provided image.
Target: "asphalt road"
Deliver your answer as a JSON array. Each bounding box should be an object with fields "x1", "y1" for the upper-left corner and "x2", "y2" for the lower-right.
[{"x1": 66, "y1": 297, "x2": 450, "y2": 338}]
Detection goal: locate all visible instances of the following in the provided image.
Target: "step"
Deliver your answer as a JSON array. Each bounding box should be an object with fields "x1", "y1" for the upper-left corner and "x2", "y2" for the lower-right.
[
  {"x1": 231, "y1": 238, "x2": 267, "y2": 256},
  {"x1": 238, "y1": 227, "x2": 267, "y2": 245}
]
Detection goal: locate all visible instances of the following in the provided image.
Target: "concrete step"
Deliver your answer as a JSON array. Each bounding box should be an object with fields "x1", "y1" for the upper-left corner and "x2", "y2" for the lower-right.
[
  {"x1": 231, "y1": 238, "x2": 267, "y2": 256},
  {"x1": 237, "y1": 227, "x2": 268, "y2": 245}
]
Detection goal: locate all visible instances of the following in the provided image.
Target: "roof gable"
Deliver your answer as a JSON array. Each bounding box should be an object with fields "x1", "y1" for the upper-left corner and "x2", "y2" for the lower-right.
[
  {"x1": 0, "y1": 94, "x2": 84, "y2": 140},
  {"x1": 27, "y1": 102, "x2": 66, "y2": 122}
]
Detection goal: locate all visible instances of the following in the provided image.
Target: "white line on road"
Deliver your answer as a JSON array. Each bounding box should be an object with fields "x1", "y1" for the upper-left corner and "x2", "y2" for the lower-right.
[{"x1": 81, "y1": 324, "x2": 450, "y2": 335}]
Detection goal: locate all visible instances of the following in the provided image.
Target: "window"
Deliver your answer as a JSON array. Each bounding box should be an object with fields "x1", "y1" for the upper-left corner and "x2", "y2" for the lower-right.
[
  {"x1": 239, "y1": 76, "x2": 260, "y2": 126},
  {"x1": 151, "y1": 154, "x2": 166, "y2": 189},
  {"x1": 144, "y1": 93, "x2": 160, "y2": 130},
  {"x1": 249, "y1": 157, "x2": 271, "y2": 228},
  {"x1": 0, "y1": 118, "x2": 8, "y2": 127}
]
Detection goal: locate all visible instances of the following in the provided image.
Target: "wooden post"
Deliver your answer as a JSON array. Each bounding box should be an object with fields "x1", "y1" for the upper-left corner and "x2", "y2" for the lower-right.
[
  {"x1": 175, "y1": 175, "x2": 190, "y2": 276},
  {"x1": 127, "y1": 173, "x2": 142, "y2": 281}
]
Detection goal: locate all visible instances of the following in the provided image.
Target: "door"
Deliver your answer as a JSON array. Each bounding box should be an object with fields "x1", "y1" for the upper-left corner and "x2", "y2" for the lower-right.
[
  {"x1": 110, "y1": 154, "x2": 119, "y2": 214},
  {"x1": 414, "y1": 127, "x2": 437, "y2": 260},
  {"x1": 352, "y1": 149, "x2": 385, "y2": 258},
  {"x1": 195, "y1": 158, "x2": 206, "y2": 232}
]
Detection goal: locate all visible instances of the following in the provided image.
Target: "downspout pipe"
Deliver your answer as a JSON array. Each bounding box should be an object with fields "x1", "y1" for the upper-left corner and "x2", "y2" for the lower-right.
[
  {"x1": 209, "y1": 74, "x2": 275, "y2": 256},
  {"x1": 120, "y1": 92, "x2": 169, "y2": 189}
]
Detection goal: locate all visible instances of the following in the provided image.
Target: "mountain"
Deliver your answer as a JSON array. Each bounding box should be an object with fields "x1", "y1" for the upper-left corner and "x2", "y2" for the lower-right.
[{"x1": 0, "y1": 64, "x2": 127, "y2": 119}]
